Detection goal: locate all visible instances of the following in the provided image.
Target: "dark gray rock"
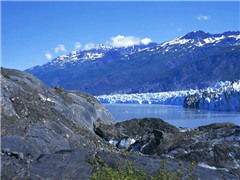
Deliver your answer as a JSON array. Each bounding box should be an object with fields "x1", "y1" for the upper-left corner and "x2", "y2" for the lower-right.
[
  {"x1": 94, "y1": 117, "x2": 178, "y2": 140},
  {"x1": 1, "y1": 67, "x2": 115, "y2": 132},
  {"x1": 1, "y1": 67, "x2": 117, "y2": 178},
  {"x1": 1, "y1": 67, "x2": 115, "y2": 155},
  {"x1": 1, "y1": 148, "x2": 93, "y2": 179},
  {"x1": 2, "y1": 136, "x2": 40, "y2": 159},
  {"x1": 95, "y1": 118, "x2": 240, "y2": 176},
  {"x1": 29, "y1": 149, "x2": 93, "y2": 180}
]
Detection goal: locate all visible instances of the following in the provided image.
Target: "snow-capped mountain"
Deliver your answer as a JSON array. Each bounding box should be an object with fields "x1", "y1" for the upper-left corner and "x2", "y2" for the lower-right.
[
  {"x1": 161, "y1": 30, "x2": 240, "y2": 47},
  {"x1": 97, "y1": 80, "x2": 240, "y2": 111},
  {"x1": 25, "y1": 31, "x2": 240, "y2": 95},
  {"x1": 27, "y1": 43, "x2": 157, "y2": 71}
]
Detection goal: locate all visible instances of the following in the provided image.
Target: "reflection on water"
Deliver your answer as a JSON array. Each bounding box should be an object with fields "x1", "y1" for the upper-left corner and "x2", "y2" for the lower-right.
[{"x1": 104, "y1": 104, "x2": 240, "y2": 128}]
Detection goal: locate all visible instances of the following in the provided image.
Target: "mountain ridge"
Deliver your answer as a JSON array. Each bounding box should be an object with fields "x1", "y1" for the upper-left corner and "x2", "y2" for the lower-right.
[{"x1": 25, "y1": 30, "x2": 240, "y2": 95}]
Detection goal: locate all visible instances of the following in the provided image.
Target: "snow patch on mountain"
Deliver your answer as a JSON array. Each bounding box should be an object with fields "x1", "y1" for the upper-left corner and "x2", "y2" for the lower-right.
[
  {"x1": 229, "y1": 34, "x2": 240, "y2": 40},
  {"x1": 160, "y1": 32, "x2": 240, "y2": 48},
  {"x1": 83, "y1": 52, "x2": 104, "y2": 60},
  {"x1": 161, "y1": 36, "x2": 191, "y2": 46}
]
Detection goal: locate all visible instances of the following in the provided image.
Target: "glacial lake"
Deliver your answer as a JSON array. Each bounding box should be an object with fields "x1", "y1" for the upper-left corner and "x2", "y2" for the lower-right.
[{"x1": 104, "y1": 104, "x2": 240, "y2": 128}]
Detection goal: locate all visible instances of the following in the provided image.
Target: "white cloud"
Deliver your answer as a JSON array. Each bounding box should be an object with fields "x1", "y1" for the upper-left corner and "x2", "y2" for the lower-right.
[
  {"x1": 45, "y1": 52, "x2": 52, "y2": 60},
  {"x1": 109, "y1": 35, "x2": 152, "y2": 47},
  {"x1": 54, "y1": 45, "x2": 67, "y2": 53},
  {"x1": 197, "y1": 15, "x2": 210, "y2": 21},
  {"x1": 74, "y1": 42, "x2": 82, "y2": 50},
  {"x1": 84, "y1": 43, "x2": 97, "y2": 50},
  {"x1": 141, "y1": 38, "x2": 152, "y2": 45},
  {"x1": 110, "y1": 35, "x2": 140, "y2": 47}
]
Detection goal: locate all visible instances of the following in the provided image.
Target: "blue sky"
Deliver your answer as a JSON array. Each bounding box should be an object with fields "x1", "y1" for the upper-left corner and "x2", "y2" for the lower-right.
[{"x1": 2, "y1": 1, "x2": 239, "y2": 70}]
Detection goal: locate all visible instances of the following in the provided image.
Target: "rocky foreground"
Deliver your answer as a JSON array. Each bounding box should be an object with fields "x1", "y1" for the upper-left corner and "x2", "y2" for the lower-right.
[
  {"x1": 1, "y1": 68, "x2": 240, "y2": 179},
  {"x1": 95, "y1": 118, "x2": 240, "y2": 177}
]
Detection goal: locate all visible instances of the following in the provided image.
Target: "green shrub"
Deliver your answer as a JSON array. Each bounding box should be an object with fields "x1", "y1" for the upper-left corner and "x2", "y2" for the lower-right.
[
  {"x1": 120, "y1": 151, "x2": 128, "y2": 158},
  {"x1": 90, "y1": 156, "x2": 196, "y2": 180}
]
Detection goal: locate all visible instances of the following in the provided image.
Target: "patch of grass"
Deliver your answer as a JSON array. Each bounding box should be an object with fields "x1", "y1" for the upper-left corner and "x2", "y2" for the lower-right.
[{"x1": 89, "y1": 156, "x2": 196, "y2": 180}]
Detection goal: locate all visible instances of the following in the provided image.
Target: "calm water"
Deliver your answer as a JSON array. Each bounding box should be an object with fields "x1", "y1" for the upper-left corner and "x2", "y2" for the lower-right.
[{"x1": 104, "y1": 104, "x2": 240, "y2": 128}]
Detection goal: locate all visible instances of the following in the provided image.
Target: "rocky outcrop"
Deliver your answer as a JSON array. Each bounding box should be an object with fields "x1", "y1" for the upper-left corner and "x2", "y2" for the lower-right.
[
  {"x1": 1, "y1": 67, "x2": 120, "y2": 179},
  {"x1": 94, "y1": 118, "x2": 179, "y2": 152},
  {"x1": 1, "y1": 67, "x2": 116, "y2": 155},
  {"x1": 94, "y1": 118, "x2": 240, "y2": 176}
]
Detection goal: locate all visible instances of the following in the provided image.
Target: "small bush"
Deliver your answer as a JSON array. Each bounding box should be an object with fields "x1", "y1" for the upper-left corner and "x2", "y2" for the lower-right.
[
  {"x1": 120, "y1": 151, "x2": 128, "y2": 158},
  {"x1": 90, "y1": 156, "x2": 196, "y2": 180}
]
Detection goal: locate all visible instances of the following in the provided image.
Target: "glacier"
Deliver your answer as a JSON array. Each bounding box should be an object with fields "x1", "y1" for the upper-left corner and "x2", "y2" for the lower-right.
[
  {"x1": 97, "y1": 90, "x2": 195, "y2": 105},
  {"x1": 96, "y1": 80, "x2": 240, "y2": 111},
  {"x1": 184, "y1": 80, "x2": 240, "y2": 111}
]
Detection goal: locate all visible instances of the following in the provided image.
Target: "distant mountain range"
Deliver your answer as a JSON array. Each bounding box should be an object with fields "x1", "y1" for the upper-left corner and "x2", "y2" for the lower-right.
[{"x1": 25, "y1": 30, "x2": 240, "y2": 95}]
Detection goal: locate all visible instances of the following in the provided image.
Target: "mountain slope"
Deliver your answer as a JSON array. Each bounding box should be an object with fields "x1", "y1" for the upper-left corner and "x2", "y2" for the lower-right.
[
  {"x1": 138, "y1": 45, "x2": 240, "y2": 92},
  {"x1": 25, "y1": 31, "x2": 240, "y2": 95}
]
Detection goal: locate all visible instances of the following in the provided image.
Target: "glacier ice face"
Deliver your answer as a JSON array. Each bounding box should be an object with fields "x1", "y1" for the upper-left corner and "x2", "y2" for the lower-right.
[
  {"x1": 96, "y1": 89, "x2": 201, "y2": 105},
  {"x1": 96, "y1": 80, "x2": 240, "y2": 111},
  {"x1": 197, "y1": 81, "x2": 240, "y2": 111},
  {"x1": 97, "y1": 90, "x2": 194, "y2": 105},
  {"x1": 184, "y1": 80, "x2": 240, "y2": 111}
]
